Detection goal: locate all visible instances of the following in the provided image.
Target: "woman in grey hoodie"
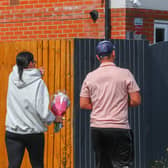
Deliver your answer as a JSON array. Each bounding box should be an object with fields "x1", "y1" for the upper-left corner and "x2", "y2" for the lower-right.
[{"x1": 5, "y1": 51, "x2": 61, "y2": 168}]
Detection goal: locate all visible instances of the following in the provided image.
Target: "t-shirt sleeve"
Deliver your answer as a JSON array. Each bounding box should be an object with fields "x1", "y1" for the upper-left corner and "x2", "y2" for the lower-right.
[
  {"x1": 80, "y1": 76, "x2": 90, "y2": 98},
  {"x1": 126, "y1": 70, "x2": 140, "y2": 93}
]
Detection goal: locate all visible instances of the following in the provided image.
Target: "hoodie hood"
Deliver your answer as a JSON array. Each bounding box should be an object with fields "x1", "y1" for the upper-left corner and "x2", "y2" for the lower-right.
[{"x1": 11, "y1": 65, "x2": 42, "y2": 88}]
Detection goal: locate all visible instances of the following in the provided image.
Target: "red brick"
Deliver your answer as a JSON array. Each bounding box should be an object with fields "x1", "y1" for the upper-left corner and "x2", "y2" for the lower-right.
[
  {"x1": 68, "y1": 33, "x2": 77, "y2": 37},
  {"x1": 10, "y1": 27, "x2": 18, "y2": 31},
  {"x1": 29, "y1": 35, "x2": 38, "y2": 39},
  {"x1": 25, "y1": 5, "x2": 34, "y2": 8},
  {"x1": 14, "y1": 23, "x2": 24, "y2": 27},
  {"x1": 15, "y1": 14, "x2": 23, "y2": 18},
  {"x1": 1, "y1": 2, "x2": 9, "y2": 5},
  {"x1": 62, "y1": 20, "x2": 73, "y2": 24},
  {"x1": 5, "y1": 32, "x2": 14, "y2": 35},
  {"x1": 33, "y1": 22, "x2": 42, "y2": 26},
  {"x1": 28, "y1": 27, "x2": 37, "y2": 30},
  {"x1": 1, "y1": 28, "x2": 9, "y2": 31},
  {"x1": 0, "y1": 7, "x2": 6, "y2": 10},
  {"x1": 19, "y1": 35, "x2": 29, "y2": 39},
  {"x1": 73, "y1": 28, "x2": 83, "y2": 33},
  {"x1": 53, "y1": 30, "x2": 62, "y2": 34},
  {"x1": 33, "y1": 30, "x2": 42, "y2": 34},
  {"x1": 10, "y1": 36, "x2": 19, "y2": 39},
  {"x1": 44, "y1": 21, "x2": 53, "y2": 25},
  {"x1": 38, "y1": 34, "x2": 47, "y2": 38},
  {"x1": 15, "y1": 5, "x2": 24, "y2": 10},
  {"x1": 24, "y1": 31, "x2": 33, "y2": 35},
  {"x1": 15, "y1": 32, "x2": 23, "y2": 35},
  {"x1": 44, "y1": 30, "x2": 52, "y2": 34},
  {"x1": 63, "y1": 29, "x2": 73, "y2": 33},
  {"x1": 48, "y1": 26, "x2": 57, "y2": 29},
  {"x1": 78, "y1": 33, "x2": 88, "y2": 37},
  {"x1": 34, "y1": 4, "x2": 44, "y2": 8},
  {"x1": 5, "y1": 23, "x2": 13, "y2": 27},
  {"x1": 39, "y1": 26, "x2": 47, "y2": 30},
  {"x1": 34, "y1": 13, "x2": 43, "y2": 17},
  {"x1": 0, "y1": 1, "x2": 167, "y2": 42},
  {"x1": 19, "y1": 27, "x2": 28, "y2": 31},
  {"x1": 0, "y1": 32, "x2": 5, "y2": 36},
  {"x1": 1, "y1": 36, "x2": 10, "y2": 40},
  {"x1": 48, "y1": 34, "x2": 58, "y2": 38},
  {"x1": 58, "y1": 34, "x2": 67, "y2": 38},
  {"x1": 58, "y1": 25, "x2": 68, "y2": 29},
  {"x1": 20, "y1": 1, "x2": 29, "y2": 5},
  {"x1": 24, "y1": 13, "x2": 33, "y2": 17},
  {"x1": 24, "y1": 23, "x2": 33, "y2": 26}
]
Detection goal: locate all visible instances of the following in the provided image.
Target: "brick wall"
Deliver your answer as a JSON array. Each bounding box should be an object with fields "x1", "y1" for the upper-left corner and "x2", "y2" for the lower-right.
[
  {"x1": 126, "y1": 8, "x2": 155, "y2": 43},
  {"x1": 111, "y1": 8, "x2": 168, "y2": 43},
  {"x1": 111, "y1": 8, "x2": 126, "y2": 39},
  {"x1": 0, "y1": 0, "x2": 105, "y2": 41},
  {"x1": 1, "y1": 0, "x2": 168, "y2": 42}
]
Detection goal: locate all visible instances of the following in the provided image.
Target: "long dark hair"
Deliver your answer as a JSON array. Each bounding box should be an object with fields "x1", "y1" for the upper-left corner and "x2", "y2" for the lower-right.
[{"x1": 16, "y1": 51, "x2": 34, "y2": 81}]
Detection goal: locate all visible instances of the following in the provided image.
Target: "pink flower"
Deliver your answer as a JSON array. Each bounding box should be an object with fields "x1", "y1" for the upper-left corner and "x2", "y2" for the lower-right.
[{"x1": 51, "y1": 92, "x2": 70, "y2": 116}]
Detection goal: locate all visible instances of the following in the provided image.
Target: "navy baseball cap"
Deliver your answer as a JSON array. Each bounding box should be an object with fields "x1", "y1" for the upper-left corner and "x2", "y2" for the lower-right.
[{"x1": 96, "y1": 40, "x2": 115, "y2": 57}]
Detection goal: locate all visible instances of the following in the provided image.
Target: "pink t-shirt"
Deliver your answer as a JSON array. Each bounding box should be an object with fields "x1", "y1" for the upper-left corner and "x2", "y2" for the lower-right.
[{"x1": 80, "y1": 62, "x2": 140, "y2": 129}]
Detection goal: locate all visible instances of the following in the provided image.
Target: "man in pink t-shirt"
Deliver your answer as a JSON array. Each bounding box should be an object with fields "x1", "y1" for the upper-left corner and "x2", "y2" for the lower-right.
[{"x1": 80, "y1": 40, "x2": 141, "y2": 168}]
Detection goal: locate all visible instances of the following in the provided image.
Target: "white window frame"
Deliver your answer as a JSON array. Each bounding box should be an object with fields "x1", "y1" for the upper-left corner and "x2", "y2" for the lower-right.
[{"x1": 154, "y1": 20, "x2": 168, "y2": 43}]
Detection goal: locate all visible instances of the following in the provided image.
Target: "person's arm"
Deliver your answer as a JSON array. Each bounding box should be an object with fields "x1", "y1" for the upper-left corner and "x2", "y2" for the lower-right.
[
  {"x1": 80, "y1": 97, "x2": 92, "y2": 110},
  {"x1": 128, "y1": 91, "x2": 141, "y2": 107},
  {"x1": 80, "y1": 74, "x2": 92, "y2": 110},
  {"x1": 126, "y1": 70, "x2": 141, "y2": 107},
  {"x1": 36, "y1": 80, "x2": 56, "y2": 125}
]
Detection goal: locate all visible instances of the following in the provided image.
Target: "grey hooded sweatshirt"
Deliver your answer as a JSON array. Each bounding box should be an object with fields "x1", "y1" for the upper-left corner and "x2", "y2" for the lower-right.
[{"x1": 5, "y1": 65, "x2": 55, "y2": 134}]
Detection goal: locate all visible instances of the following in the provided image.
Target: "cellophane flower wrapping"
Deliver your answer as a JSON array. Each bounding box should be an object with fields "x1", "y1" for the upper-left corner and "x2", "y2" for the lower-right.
[{"x1": 51, "y1": 92, "x2": 70, "y2": 132}]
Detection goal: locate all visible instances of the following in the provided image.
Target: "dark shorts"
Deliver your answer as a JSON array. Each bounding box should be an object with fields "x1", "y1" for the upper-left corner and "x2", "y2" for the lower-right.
[{"x1": 91, "y1": 127, "x2": 134, "y2": 168}]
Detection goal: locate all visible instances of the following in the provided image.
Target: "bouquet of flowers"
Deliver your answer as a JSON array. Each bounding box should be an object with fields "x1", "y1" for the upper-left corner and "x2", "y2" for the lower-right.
[{"x1": 51, "y1": 92, "x2": 70, "y2": 132}]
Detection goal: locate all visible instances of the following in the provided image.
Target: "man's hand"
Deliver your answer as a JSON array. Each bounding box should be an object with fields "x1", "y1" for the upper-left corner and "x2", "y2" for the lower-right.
[
  {"x1": 128, "y1": 91, "x2": 141, "y2": 107},
  {"x1": 39, "y1": 67, "x2": 45, "y2": 76},
  {"x1": 80, "y1": 97, "x2": 92, "y2": 110}
]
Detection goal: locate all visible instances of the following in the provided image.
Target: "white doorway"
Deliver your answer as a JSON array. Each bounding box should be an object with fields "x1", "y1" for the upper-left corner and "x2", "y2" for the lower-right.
[{"x1": 154, "y1": 20, "x2": 168, "y2": 43}]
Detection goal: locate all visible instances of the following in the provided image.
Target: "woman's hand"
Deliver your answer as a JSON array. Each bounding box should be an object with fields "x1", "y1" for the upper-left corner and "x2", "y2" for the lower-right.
[
  {"x1": 39, "y1": 67, "x2": 45, "y2": 76},
  {"x1": 55, "y1": 115, "x2": 63, "y2": 123}
]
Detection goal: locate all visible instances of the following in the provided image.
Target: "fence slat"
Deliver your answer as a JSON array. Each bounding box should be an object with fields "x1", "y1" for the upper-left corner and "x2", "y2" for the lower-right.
[
  {"x1": 54, "y1": 39, "x2": 62, "y2": 168},
  {"x1": 47, "y1": 40, "x2": 55, "y2": 168},
  {"x1": 65, "y1": 40, "x2": 72, "y2": 168},
  {"x1": 42, "y1": 40, "x2": 49, "y2": 168},
  {"x1": 60, "y1": 39, "x2": 67, "y2": 168}
]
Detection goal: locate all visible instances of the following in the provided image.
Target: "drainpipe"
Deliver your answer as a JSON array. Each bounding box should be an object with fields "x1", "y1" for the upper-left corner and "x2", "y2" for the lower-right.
[{"x1": 105, "y1": 0, "x2": 111, "y2": 40}]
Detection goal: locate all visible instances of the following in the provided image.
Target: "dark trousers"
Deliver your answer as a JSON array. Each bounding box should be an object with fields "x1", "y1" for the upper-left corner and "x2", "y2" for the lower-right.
[
  {"x1": 5, "y1": 131, "x2": 44, "y2": 168},
  {"x1": 91, "y1": 127, "x2": 134, "y2": 168}
]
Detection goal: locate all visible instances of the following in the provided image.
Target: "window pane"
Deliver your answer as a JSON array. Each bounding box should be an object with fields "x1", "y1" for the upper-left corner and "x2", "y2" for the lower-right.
[{"x1": 156, "y1": 28, "x2": 165, "y2": 42}]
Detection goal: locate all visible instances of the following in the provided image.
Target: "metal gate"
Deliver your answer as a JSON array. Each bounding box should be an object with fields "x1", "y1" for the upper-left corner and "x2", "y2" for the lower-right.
[
  {"x1": 74, "y1": 39, "x2": 151, "y2": 168},
  {"x1": 149, "y1": 41, "x2": 168, "y2": 166}
]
